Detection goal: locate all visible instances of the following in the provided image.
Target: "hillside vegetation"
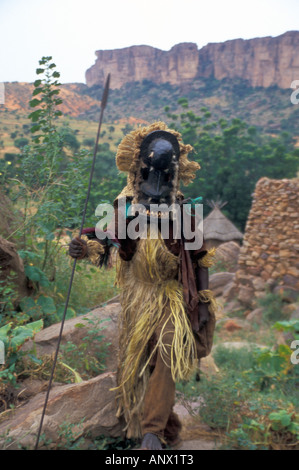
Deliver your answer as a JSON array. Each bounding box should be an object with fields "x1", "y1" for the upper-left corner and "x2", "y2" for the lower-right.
[
  {"x1": 2, "y1": 75, "x2": 299, "y2": 148},
  {"x1": 1, "y1": 75, "x2": 299, "y2": 229},
  {"x1": 82, "y1": 77, "x2": 299, "y2": 137}
]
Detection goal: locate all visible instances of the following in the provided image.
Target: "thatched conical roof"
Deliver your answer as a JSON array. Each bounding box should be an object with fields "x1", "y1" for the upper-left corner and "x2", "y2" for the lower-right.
[{"x1": 203, "y1": 200, "x2": 243, "y2": 242}]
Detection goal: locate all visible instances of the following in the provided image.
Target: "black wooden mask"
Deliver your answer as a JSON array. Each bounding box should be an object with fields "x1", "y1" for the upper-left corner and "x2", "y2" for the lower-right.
[{"x1": 136, "y1": 130, "x2": 180, "y2": 208}]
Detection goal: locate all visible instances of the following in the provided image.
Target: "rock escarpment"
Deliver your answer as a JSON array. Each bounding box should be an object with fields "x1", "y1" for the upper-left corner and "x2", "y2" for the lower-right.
[
  {"x1": 197, "y1": 31, "x2": 299, "y2": 89},
  {"x1": 86, "y1": 31, "x2": 299, "y2": 89},
  {"x1": 86, "y1": 43, "x2": 199, "y2": 89}
]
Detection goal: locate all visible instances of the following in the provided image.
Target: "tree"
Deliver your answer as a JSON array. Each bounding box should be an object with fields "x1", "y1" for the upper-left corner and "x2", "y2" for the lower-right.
[
  {"x1": 83, "y1": 137, "x2": 95, "y2": 148},
  {"x1": 165, "y1": 101, "x2": 299, "y2": 230},
  {"x1": 60, "y1": 126, "x2": 81, "y2": 152},
  {"x1": 14, "y1": 137, "x2": 29, "y2": 149}
]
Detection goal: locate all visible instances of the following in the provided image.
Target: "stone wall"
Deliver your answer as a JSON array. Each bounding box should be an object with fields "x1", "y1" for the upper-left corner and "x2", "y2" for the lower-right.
[{"x1": 231, "y1": 177, "x2": 299, "y2": 308}]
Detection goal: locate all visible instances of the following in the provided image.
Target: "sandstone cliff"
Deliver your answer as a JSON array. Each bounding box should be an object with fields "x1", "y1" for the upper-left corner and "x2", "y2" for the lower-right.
[
  {"x1": 86, "y1": 43, "x2": 199, "y2": 89},
  {"x1": 85, "y1": 31, "x2": 299, "y2": 89}
]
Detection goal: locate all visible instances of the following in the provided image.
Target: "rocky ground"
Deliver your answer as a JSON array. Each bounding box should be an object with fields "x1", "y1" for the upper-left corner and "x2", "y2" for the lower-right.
[
  {"x1": 1, "y1": 240, "x2": 298, "y2": 450},
  {"x1": 0, "y1": 302, "x2": 221, "y2": 450}
]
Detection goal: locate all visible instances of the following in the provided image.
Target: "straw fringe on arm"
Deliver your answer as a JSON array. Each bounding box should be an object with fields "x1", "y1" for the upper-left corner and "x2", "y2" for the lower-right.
[
  {"x1": 197, "y1": 247, "x2": 216, "y2": 268},
  {"x1": 81, "y1": 235, "x2": 105, "y2": 266}
]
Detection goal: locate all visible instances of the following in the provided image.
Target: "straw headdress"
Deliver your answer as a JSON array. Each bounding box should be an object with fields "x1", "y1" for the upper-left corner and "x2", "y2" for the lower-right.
[{"x1": 115, "y1": 122, "x2": 200, "y2": 202}]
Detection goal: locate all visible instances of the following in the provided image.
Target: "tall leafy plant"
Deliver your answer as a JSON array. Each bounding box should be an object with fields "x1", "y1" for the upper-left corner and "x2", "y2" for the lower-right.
[{"x1": 10, "y1": 57, "x2": 92, "y2": 284}]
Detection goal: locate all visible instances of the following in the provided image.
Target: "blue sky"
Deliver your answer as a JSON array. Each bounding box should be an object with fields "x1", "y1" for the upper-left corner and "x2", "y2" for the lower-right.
[{"x1": 0, "y1": 0, "x2": 298, "y2": 84}]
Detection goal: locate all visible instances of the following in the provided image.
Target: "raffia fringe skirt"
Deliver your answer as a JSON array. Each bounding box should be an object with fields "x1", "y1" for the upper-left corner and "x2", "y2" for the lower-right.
[{"x1": 113, "y1": 235, "x2": 197, "y2": 438}]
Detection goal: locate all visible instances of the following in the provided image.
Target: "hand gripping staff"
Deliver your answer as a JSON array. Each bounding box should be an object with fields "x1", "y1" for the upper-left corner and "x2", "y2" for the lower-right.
[{"x1": 34, "y1": 74, "x2": 111, "y2": 450}]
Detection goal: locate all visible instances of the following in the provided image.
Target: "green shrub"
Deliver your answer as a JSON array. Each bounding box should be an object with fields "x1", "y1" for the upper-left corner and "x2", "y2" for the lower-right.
[
  {"x1": 59, "y1": 316, "x2": 111, "y2": 379},
  {"x1": 0, "y1": 319, "x2": 43, "y2": 386},
  {"x1": 258, "y1": 291, "x2": 287, "y2": 323},
  {"x1": 225, "y1": 408, "x2": 299, "y2": 450},
  {"x1": 177, "y1": 340, "x2": 299, "y2": 449}
]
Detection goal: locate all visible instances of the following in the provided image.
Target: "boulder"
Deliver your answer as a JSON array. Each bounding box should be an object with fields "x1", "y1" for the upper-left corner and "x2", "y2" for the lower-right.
[
  {"x1": 246, "y1": 307, "x2": 264, "y2": 324},
  {"x1": 22, "y1": 302, "x2": 121, "y2": 372},
  {"x1": 222, "y1": 280, "x2": 238, "y2": 302},
  {"x1": 252, "y1": 277, "x2": 266, "y2": 292},
  {"x1": 273, "y1": 285, "x2": 299, "y2": 303},
  {"x1": 0, "y1": 372, "x2": 123, "y2": 450},
  {"x1": 215, "y1": 241, "x2": 240, "y2": 272},
  {"x1": 209, "y1": 272, "x2": 235, "y2": 296},
  {"x1": 237, "y1": 286, "x2": 256, "y2": 308},
  {"x1": 174, "y1": 396, "x2": 218, "y2": 449},
  {"x1": 220, "y1": 298, "x2": 244, "y2": 316}
]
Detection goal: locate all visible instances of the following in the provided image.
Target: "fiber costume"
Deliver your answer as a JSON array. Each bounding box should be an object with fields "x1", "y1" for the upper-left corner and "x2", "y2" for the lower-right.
[{"x1": 69, "y1": 122, "x2": 216, "y2": 448}]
